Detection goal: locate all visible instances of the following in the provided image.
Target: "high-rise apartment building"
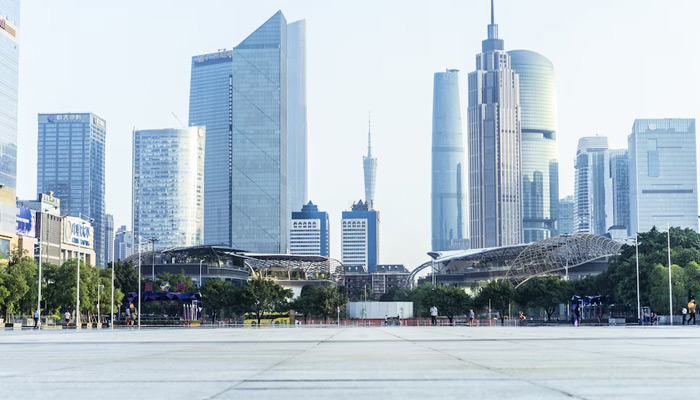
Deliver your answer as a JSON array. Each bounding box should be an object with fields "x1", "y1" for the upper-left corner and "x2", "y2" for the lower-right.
[
  {"x1": 132, "y1": 127, "x2": 205, "y2": 249},
  {"x1": 287, "y1": 20, "x2": 308, "y2": 216},
  {"x1": 189, "y1": 11, "x2": 296, "y2": 253},
  {"x1": 467, "y1": 3, "x2": 522, "y2": 248},
  {"x1": 558, "y1": 195, "x2": 574, "y2": 235},
  {"x1": 509, "y1": 50, "x2": 559, "y2": 243},
  {"x1": 290, "y1": 201, "x2": 329, "y2": 257},
  {"x1": 0, "y1": 1, "x2": 20, "y2": 255},
  {"x1": 604, "y1": 149, "x2": 630, "y2": 235},
  {"x1": 431, "y1": 69, "x2": 468, "y2": 251},
  {"x1": 574, "y1": 136, "x2": 608, "y2": 235},
  {"x1": 37, "y1": 113, "x2": 107, "y2": 266},
  {"x1": 629, "y1": 119, "x2": 698, "y2": 233},
  {"x1": 341, "y1": 200, "x2": 380, "y2": 273}
]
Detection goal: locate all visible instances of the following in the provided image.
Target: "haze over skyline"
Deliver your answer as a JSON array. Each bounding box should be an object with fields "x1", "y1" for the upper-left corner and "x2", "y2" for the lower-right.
[{"x1": 16, "y1": 0, "x2": 700, "y2": 269}]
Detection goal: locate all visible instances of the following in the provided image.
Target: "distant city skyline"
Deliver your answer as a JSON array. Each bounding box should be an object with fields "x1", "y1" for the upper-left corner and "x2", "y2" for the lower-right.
[{"x1": 14, "y1": 1, "x2": 700, "y2": 269}]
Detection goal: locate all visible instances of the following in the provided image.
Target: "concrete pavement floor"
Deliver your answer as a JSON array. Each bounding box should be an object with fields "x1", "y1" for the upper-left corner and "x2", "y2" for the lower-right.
[{"x1": 2, "y1": 325, "x2": 699, "y2": 399}]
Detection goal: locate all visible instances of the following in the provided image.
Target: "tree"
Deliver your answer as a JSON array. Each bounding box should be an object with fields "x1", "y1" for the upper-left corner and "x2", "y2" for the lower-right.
[
  {"x1": 0, "y1": 255, "x2": 35, "y2": 319},
  {"x1": 315, "y1": 284, "x2": 347, "y2": 323},
  {"x1": 44, "y1": 258, "x2": 97, "y2": 318},
  {"x1": 240, "y1": 278, "x2": 293, "y2": 325},
  {"x1": 648, "y1": 264, "x2": 687, "y2": 315},
  {"x1": 292, "y1": 285, "x2": 319, "y2": 323},
  {"x1": 423, "y1": 286, "x2": 470, "y2": 324},
  {"x1": 474, "y1": 280, "x2": 514, "y2": 325},
  {"x1": 113, "y1": 261, "x2": 138, "y2": 298},
  {"x1": 379, "y1": 288, "x2": 413, "y2": 302},
  {"x1": 515, "y1": 276, "x2": 567, "y2": 320},
  {"x1": 201, "y1": 280, "x2": 238, "y2": 322}
]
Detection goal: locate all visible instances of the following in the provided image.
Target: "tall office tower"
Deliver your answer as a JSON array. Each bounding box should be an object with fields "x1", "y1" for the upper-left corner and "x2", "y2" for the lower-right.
[
  {"x1": 363, "y1": 118, "x2": 378, "y2": 209},
  {"x1": 0, "y1": 1, "x2": 20, "y2": 255},
  {"x1": 629, "y1": 119, "x2": 698, "y2": 233},
  {"x1": 573, "y1": 136, "x2": 609, "y2": 235},
  {"x1": 132, "y1": 127, "x2": 205, "y2": 249},
  {"x1": 105, "y1": 214, "x2": 114, "y2": 264},
  {"x1": 290, "y1": 201, "x2": 329, "y2": 257},
  {"x1": 189, "y1": 11, "x2": 289, "y2": 253},
  {"x1": 431, "y1": 69, "x2": 468, "y2": 251},
  {"x1": 509, "y1": 50, "x2": 559, "y2": 243},
  {"x1": 287, "y1": 20, "x2": 308, "y2": 216},
  {"x1": 467, "y1": 2, "x2": 522, "y2": 249},
  {"x1": 558, "y1": 195, "x2": 574, "y2": 235},
  {"x1": 37, "y1": 113, "x2": 107, "y2": 266},
  {"x1": 604, "y1": 149, "x2": 630, "y2": 235},
  {"x1": 341, "y1": 200, "x2": 380, "y2": 273},
  {"x1": 114, "y1": 225, "x2": 142, "y2": 261}
]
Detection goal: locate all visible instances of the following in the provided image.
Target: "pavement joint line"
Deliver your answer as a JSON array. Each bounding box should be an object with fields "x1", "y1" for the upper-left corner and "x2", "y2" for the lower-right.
[
  {"x1": 378, "y1": 327, "x2": 587, "y2": 400},
  {"x1": 203, "y1": 329, "x2": 344, "y2": 400}
]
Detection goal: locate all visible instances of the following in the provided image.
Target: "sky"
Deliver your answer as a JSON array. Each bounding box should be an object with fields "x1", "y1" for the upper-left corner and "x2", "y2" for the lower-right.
[{"x1": 15, "y1": 0, "x2": 700, "y2": 270}]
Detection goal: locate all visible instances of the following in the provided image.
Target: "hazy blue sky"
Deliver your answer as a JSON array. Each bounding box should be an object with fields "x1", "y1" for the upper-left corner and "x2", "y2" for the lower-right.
[{"x1": 16, "y1": 0, "x2": 700, "y2": 269}]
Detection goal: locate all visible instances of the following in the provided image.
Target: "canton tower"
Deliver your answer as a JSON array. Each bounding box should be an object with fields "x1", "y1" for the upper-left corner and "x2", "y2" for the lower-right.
[{"x1": 363, "y1": 115, "x2": 377, "y2": 209}]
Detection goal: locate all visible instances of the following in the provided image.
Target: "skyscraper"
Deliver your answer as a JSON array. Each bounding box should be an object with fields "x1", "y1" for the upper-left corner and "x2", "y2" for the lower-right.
[
  {"x1": 629, "y1": 119, "x2": 698, "y2": 233},
  {"x1": 468, "y1": 1, "x2": 522, "y2": 248},
  {"x1": 189, "y1": 11, "x2": 292, "y2": 253},
  {"x1": 341, "y1": 200, "x2": 380, "y2": 273},
  {"x1": 290, "y1": 201, "x2": 329, "y2": 257},
  {"x1": 558, "y1": 195, "x2": 574, "y2": 235},
  {"x1": 509, "y1": 50, "x2": 559, "y2": 243},
  {"x1": 0, "y1": 1, "x2": 20, "y2": 255},
  {"x1": 604, "y1": 149, "x2": 630, "y2": 235},
  {"x1": 431, "y1": 69, "x2": 468, "y2": 251},
  {"x1": 363, "y1": 118, "x2": 377, "y2": 209},
  {"x1": 37, "y1": 113, "x2": 106, "y2": 266},
  {"x1": 287, "y1": 20, "x2": 308, "y2": 216},
  {"x1": 132, "y1": 127, "x2": 205, "y2": 249},
  {"x1": 573, "y1": 136, "x2": 608, "y2": 235}
]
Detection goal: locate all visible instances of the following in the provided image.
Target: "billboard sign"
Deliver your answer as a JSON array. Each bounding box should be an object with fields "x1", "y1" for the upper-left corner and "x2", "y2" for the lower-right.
[
  {"x1": 16, "y1": 207, "x2": 36, "y2": 237},
  {"x1": 63, "y1": 216, "x2": 93, "y2": 249}
]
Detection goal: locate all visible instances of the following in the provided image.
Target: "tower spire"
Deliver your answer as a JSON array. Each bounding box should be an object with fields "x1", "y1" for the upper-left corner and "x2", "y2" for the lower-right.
[
  {"x1": 491, "y1": 0, "x2": 494, "y2": 25},
  {"x1": 367, "y1": 111, "x2": 372, "y2": 158}
]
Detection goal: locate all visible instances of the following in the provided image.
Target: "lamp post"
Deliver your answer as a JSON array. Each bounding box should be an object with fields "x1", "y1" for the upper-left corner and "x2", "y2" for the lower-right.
[
  {"x1": 199, "y1": 260, "x2": 204, "y2": 287},
  {"x1": 667, "y1": 223, "x2": 673, "y2": 325},
  {"x1": 138, "y1": 236, "x2": 142, "y2": 330},
  {"x1": 97, "y1": 284, "x2": 104, "y2": 326},
  {"x1": 635, "y1": 234, "x2": 641, "y2": 323},
  {"x1": 110, "y1": 237, "x2": 114, "y2": 330}
]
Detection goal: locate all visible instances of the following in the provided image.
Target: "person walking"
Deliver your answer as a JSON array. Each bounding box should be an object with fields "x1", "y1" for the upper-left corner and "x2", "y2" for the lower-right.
[
  {"x1": 64, "y1": 310, "x2": 71, "y2": 328},
  {"x1": 430, "y1": 305, "x2": 438, "y2": 326},
  {"x1": 682, "y1": 306, "x2": 688, "y2": 325},
  {"x1": 32, "y1": 309, "x2": 39, "y2": 329},
  {"x1": 688, "y1": 298, "x2": 696, "y2": 325},
  {"x1": 469, "y1": 309, "x2": 475, "y2": 327}
]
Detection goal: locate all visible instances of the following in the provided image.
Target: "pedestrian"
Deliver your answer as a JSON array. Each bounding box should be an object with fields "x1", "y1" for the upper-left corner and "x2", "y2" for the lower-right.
[
  {"x1": 129, "y1": 302, "x2": 136, "y2": 326},
  {"x1": 688, "y1": 298, "x2": 696, "y2": 325},
  {"x1": 682, "y1": 306, "x2": 688, "y2": 325},
  {"x1": 430, "y1": 305, "x2": 438, "y2": 326},
  {"x1": 64, "y1": 310, "x2": 71, "y2": 327},
  {"x1": 125, "y1": 305, "x2": 131, "y2": 325},
  {"x1": 33, "y1": 309, "x2": 39, "y2": 329},
  {"x1": 469, "y1": 309, "x2": 475, "y2": 327}
]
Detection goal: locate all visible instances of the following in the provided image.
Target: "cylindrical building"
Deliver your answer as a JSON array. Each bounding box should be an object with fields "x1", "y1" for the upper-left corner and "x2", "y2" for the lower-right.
[
  {"x1": 431, "y1": 69, "x2": 468, "y2": 251},
  {"x1": 508, "y1": 50, "x2": 559, "y2": 243}
]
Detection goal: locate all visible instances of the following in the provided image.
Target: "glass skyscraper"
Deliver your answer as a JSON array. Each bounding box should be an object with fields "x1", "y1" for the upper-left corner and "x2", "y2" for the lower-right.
[
  {"x1": 574, "y1": 136, "x2": 608, "y2": 235},
  {"x1": 467, "y1": 4, "x2": 522, "y2": 248},
  {"x1": 431, "y1": 69, "x2": 468, "y2": 251},
  {"x1": 189, "y1": 11, "x2": 299, "y2": 253},
  {"x1": 0, "y1": 1, "x2": 20, "y2": 254},
  {"x1": 604, "y1": 149, "x2": 630, "y2": 235},
  {"x1": 37, "y1": 113, "x2": 107, "y2": 266},
  {"x1": 287, "y1": 20, "x2": 308, "y2": 217},
  {"x1": 509, "y1": 50, "x2": 559, "y2": 243},
  {"x1": 132, "y1": 127, "x2": 205, "y2": 249},
  {"x1": 558, "y1": 195, "x2": 574, "y2": 235},
  {"x1": 629, "y1": 119, "x2": 698, "y2": 233}
]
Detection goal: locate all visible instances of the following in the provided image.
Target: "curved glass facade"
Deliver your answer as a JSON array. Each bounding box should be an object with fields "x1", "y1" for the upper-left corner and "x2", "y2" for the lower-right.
[
  {"x1": 431, "y1": 69, "x2": 467, "y2": 251},
  {"x1": 509, "y1": 50, "x2": 559, "y2": 242}
]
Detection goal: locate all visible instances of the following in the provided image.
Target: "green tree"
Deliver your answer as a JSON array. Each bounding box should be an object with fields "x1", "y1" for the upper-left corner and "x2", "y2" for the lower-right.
[
  {"x1": 241, "y1": 278, "x2": 293, "y2": 325},
  {"x1": 682, "y1": 261, "x2": 700, "y2": 301},
  {"x1": 648, "y1": 264, "x2": 687, "y2": 315},
  {"x1": 515, "y1": 276, "x2": 566, "y2": 320},
  {"x1": 315, "y1": 284, "x2": 347, "y2": 323},
  {"x1": 113, "y1": 261, "x2": 138, "y2": 299},
  {"x1": 7, "y1": 255, "x2": 37, "y2": 316},
  {"x1": 379, "y1": 288, "x2": 412, "y2": 302},
  {"x1": 292, "y1": 285, "x2": 319, "y2": 323},
  {"x1": 44, "y1": 258, "x2": 97, "y2": 319},
  {"x1": 474, "y1": 280, "x2": 514, "y2": 325},
  {"x1": 201, "y1": 279, "x2": 238, "y2": 322},
  {"x1": 423, "y1": 286, "x2": 470, "y2": 324},
  {"x1": 410, "y1": 283, "x2": 435, "y2": 317}
]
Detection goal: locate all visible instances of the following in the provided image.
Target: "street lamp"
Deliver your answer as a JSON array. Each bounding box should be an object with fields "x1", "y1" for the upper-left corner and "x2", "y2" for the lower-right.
[
  {"x1": 635, "y1": 234, "x2": 641, "y2": 323},
  {"x1": 667, "y1": 223, "x2": 673, "y2": 325},
  {"x1": 199, "y1": 259, "x2": 204, "y2": 287},
  {"x1": 110, "y1": 235, "x2": 115, "y2": 330},
  {"x1": 97, "y1": 284, "x2": 104, "y2": 326}
]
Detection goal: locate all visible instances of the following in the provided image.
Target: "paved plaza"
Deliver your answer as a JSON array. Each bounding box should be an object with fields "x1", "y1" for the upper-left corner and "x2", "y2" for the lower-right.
[{"x1": 2, "y1": 325, "x2": 700, "y2": 399}]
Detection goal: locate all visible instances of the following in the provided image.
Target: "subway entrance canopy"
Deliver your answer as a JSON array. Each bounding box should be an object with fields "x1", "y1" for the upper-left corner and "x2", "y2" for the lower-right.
[{"x1": 409, "y1": 234, "x2": 622, "y2": 287}]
